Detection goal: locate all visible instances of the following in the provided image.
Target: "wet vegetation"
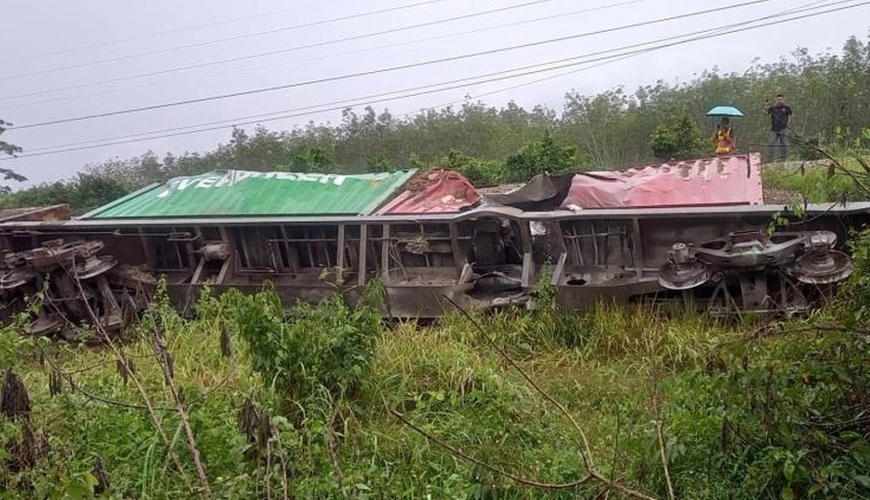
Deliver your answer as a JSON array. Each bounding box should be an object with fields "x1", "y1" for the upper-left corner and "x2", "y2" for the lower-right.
[{"x1": 2, "y1": 243, "x2": 870, "y2": 498}]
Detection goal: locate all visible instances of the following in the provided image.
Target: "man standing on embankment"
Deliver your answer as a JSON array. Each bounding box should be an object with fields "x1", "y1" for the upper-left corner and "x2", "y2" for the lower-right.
[{"x1": 764, "y1": 93, "x2": 793, "y2": 162}]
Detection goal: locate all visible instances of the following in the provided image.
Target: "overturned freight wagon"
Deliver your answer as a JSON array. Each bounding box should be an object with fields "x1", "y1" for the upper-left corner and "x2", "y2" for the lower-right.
[{"x1": 0, "y1": 153, "x2": 866, "y2": 336}]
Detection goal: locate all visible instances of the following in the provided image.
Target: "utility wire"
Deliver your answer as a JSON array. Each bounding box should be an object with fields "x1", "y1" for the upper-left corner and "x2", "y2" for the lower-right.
[
  {"x1": 10, "y1": 0, "x2": 788, "y2": 130},
  {"x1": 21, "y1": 1, "x2": 813, "y2": 155},
  {"x1": 0, "y1": 0, "x2": 652, "y2": 107},
  {"x1": 0, "y1": 0, "x2": 496, "y2": 82},
  {"x1": 15, "y1": 0, "x2": 857, "y2": 151},
  {"x1": 0, "y1": 0, "x2": 354, "y2": 65},
  {"x1": 14, "y1": 0, "x2": 867, "y2": 158},
  {"x1": 420, "y1": 0, "x2": 837, "y2": 116}
]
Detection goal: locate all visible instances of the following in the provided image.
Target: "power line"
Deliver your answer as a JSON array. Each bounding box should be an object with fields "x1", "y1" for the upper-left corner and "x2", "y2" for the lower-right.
[
  {"x1": 425, "y1": 0, "x2": 837, "y2": 114},
  {"x1": 15, "y1": 0, "x2": 853, "y2": 151},
  {"x1": 0, "y1": 0, "x2": 484, "y2": 82},
  {"x1": 0, "y1": 0, "x2": 649, "y2": 110},
  {"x1": 23, "y1": 1, "x2": 798, "y2": 155},
  {"x1": 10, "y1": 0, "x2": 786, "y2": 131},
  {"x1": 0, "y1": 0, "x2": 354, "y2": 65},
  {"x1": 14, "y1": 0, "x2": 867, "y2": 158},
  {"x1": 0, "y1": 0, "x2": 628, "y2": 104},
  {"x1": 13, "y1": 0, "x2": 856, "y2": 152},
  {"x1": 12, "y1": 59, "x2": 652, "y2": 159}
]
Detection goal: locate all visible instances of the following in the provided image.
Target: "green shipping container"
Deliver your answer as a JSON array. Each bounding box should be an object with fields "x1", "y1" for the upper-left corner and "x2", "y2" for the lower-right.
[{"x1": 81, "y1": 169, "x2": 417, "y2": 219}]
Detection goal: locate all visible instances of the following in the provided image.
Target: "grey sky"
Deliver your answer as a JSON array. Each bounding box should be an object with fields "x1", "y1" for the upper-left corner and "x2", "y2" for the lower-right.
[{"x1": 2, "y1": 0, "x2": 868, "y2": 189}]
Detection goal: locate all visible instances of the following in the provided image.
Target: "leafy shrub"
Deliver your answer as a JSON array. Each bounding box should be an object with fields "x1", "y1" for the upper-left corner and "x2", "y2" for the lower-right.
[
  {"x1": 831, "y1": 228, "x2": 870, "y2": 326},
  {"x1": 227, "y1": 286, "x2": 383, "y2": 405},
  {"x1": 503, "y1": 130, "x2": 579, "y2": 183},
  {"x1": 629, "y1": 230, "x2": 870, "y2": 499},
  {"x1": 441, "y1": 149, "x2": 506, "y2": 186},
  {"x1": 649, "y1": 107, "x2": 707, "y2": 161},
  {"x1": 651, "y1": 328, "x2": 870, "y2": 500}
]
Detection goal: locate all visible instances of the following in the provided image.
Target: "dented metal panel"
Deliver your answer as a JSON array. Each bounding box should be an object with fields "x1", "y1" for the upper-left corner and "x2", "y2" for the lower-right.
[
  {"x1": 376, "y1": 169, "x2": 482, "y2": 215},
  {"x1": 81, "y1": 169, "x2": 417, "y2": 219},
  {"x1": 561, "y1": 153, "x2": 764, "y2": 209}
]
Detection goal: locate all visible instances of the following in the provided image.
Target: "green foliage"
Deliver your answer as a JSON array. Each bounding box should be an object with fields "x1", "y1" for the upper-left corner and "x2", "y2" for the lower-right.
[
  {"x1": 0, "y1": 118, "x2": 26, "y2": 194},
  {"x1": 0, "y1": 173, "x2": 129, "y2": 215},
  {"x1": 503, "y1": 130, "x2": 579, "y2": 183},
  {"x1": 226, "y1": 286, "x2": 383, "y2": 405},
  {"x1": 364, "y1": 152, "x2": 395, "y2": 173},
  {"x1": 762, "y1": 157, "x2": 870, "y2": 203},
  {"x1": 649, "y1": 106, "x2": 707, "y2": 161},
  {"x1": 831, "y1": 227, "x2": 870, "y2": 325},
  {"x1": 281, "y1": 144, "x2": 333, "y2": 172},
  {"x1": 831, "y1": 124, "x2": 870, "y2": 154},
  {"x1": 441, "y1": 149, "x2": 505, "y2": 186},
  {"x1": 650, "y1": 328, "x2": 870, "y2": 499}
]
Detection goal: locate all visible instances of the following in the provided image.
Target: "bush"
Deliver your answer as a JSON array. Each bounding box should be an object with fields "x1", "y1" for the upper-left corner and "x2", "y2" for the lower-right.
[
  {"x1": 442, "y1": 149, "x2": 505, "y2": 186},
  {"x1": 649, "y1": 107, "x2": 707, "y2": 161},
  {"x1": 651, "y1": 328, "x2": 870, "y2": 500},
  {"x1": 631, "y1": 231, "x2": 870, "y2": 499},
  {"x1": 503, "y1": 130, "x2": 579, "y2": 183},
  {"x1": 227, "y1": 286, "x2": 383, "y2": 405}
]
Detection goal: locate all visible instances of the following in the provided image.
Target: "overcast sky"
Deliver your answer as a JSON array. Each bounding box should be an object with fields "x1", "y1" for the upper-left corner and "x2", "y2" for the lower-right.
[{"x1": 1, "y1": 0, "x2": 868, "y2": 189}]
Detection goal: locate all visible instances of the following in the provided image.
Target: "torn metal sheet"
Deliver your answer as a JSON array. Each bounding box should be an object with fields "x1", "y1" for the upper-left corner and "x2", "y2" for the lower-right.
[
  {"x1": 483, "y1": 173, "x2": 574, "y2": 211},
  {"x1": 376, "y1": 169, "x2": 481, "y2": 215}
]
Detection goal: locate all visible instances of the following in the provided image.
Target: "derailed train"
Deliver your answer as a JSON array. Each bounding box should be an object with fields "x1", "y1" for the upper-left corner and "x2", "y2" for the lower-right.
[{"x1": 0, "y1": 152, "x2": 865, "y2": 336}]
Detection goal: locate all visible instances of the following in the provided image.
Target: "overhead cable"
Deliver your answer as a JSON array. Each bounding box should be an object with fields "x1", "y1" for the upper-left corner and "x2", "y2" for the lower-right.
[
  {"x1": 14, "y1": 0, "x2": 867, "y2": 158},
  {"x1": 0, "y1": 0, "x2": 643, "y2": 104},
  {"x1": 10, "y1": 0, "x2": 789, "y2": 130}
]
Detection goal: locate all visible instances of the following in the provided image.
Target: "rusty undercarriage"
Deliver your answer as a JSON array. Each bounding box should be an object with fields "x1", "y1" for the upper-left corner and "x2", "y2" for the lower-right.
[{"x1": 0, "y1": 201, "x2": 866, "y2": 337}]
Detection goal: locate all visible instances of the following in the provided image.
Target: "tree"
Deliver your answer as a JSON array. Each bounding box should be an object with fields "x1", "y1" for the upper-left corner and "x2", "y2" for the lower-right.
[
  {"x1": 503, "y1": 130, "x2": 580, "y2": 183},
  {"x1": 70, "y1": 173, "x2": 129, "y2": 213},
  {"x1": 281, "y1": 145, "x2": 333, "y2": 173},
  {"x1": 649, "y1": 106, "x2": 707, "y2": 161},
  {"x1": 0, "y1": 119, "x2": 26, "y2": 194}
]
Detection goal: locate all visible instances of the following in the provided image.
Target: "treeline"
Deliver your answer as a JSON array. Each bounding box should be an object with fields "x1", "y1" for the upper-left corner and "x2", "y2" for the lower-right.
[{"x1": 3, "y1": 33, "x2": 870, "y2": 213}]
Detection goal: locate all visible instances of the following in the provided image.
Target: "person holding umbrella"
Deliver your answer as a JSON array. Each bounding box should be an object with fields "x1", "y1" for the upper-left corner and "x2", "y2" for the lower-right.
[
  {"x1": 713, "y1": 117, "x2": 736, "y2": 155},
  {"x1": 706, "y1": 106, "x2": 743, "y2": 156}
]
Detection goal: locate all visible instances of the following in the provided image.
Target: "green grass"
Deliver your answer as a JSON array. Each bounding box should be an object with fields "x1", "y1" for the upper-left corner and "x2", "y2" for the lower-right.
[
  {"x1": 2, "y1": 284, "x2": 869, "y2": 499},
  {"x1": 761, "y1": 156, "x2": 870, "y2": 203}
]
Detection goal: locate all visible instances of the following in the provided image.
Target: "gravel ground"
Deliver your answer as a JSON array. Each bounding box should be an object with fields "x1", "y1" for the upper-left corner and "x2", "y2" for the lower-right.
[{"x1": 762, "y1": 188, "x2": 803, "y2": 205}]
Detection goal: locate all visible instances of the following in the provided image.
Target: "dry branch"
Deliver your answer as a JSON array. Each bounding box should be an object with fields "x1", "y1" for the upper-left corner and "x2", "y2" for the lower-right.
[
  {"x1": 1, "y1": 368, "x2": 31, "y2": 420},
  {"x1": 150, "y1": 315, "x2": 212, "y2": 495},
  {"x1": 390, "y1": 405, "x2": 591, "y2": 490},
  {"x1": 64, "y1": 266, "x2": 193, "y2": 489},
  {"x1": 649, "y1": 332, "x2": 676, "y2": 500},
  {"x1": 385, "y1": 297, "x2": 663, "y2": 500},
  {"x1": 442, "y1": 296, "x2": 595, "y2": 469}
]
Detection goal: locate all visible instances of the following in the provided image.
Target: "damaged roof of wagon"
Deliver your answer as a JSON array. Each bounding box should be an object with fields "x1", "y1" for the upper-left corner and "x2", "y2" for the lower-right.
[
  {"x1": 81, "y1": 169, "x2": 418, "y2": 219},
  {"x1": 484, "y1": 153, "x2": 764, "y2": 210},
  {"x1": 375, "y1": 169, "x2": 482, "y2": 215}
]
